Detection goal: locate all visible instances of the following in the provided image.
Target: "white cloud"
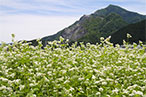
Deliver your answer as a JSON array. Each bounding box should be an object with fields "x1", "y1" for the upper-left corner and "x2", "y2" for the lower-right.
[
  {"x1": 1, "y1": 0, "x2": 145, "y2": 16},
  {"x1": 0, "y1": 0, "x2": 83, "y2": 14},
  {"x1": 0, "y1": 15, "x2": 80, "y2": 43}
]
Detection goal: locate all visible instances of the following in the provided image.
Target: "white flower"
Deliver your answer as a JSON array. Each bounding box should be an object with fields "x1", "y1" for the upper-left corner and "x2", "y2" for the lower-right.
[
  {"x1": 112, "y1": 88, "x2": 119, "y2": 94},
  {"x1": 7, "y1": 87, "x2": 12, "y2": 92},
  {"x1": 13, "y1": 79, "x2": 20, "y2": 84},
  {"x1": 106, "y1": 95, "x2": 110, "y2": 97},
  {"x1": 0, "y1": 86, "x2": 6, "y2": 90},
  {"x1": 33, "y1": 94, "x2": 37, "y2": 97},
  {"x1": 69, "y1": 94, "x2": 73, "y2": 97},
  {"x1": 96, "y1": 92, "x2": 101, "y2": 95},
  {"x1": 100, "y1": 37, "x2": 104, "y2": 41},
  {"x1": 64, "y1": 80, "x2": 69, "y2": 84},
  {"x1": 61, "y1": 70, "x2": 66, "y2": 74},
  {"x1": 94, "y1": 69, "x2": 99, "y2": 73},
  {"x1": 29, "y1": 83, "x2": 34, "y2": 87},
  {"x1": 47, "y1": 64, "x2": 52, "y2": 67},
  {"x1": 99, "y1": 88, "x2": 103, "y2": 92},
  {"x1": 129, "y1": 93, "x2": 134, "y2": 96},
  {"x1": 136, "y1": 91, "x2": 143, "y2": 96},
  {"x1": 47, "y1": 71, "x2": 52, "y2": 75},
  {"x1": 78, "y1": 77, "x2": 84, "y2": 81},
  {"x1": 69, "y1": 67, "x2": 75, "y2": 71},
  {"x1": 132, "y1": 90, "x2": 143, "y2": 96},
  {"x1": 69, "y1": 87, "x2": 74, "y2": 91},
  {"x1": 36, "y1": 73, "x2": 42, "y2": 76},
  {"x1": 58, "y1": 77, "x2": 64, "y2": 81},
  {"x1": 127, "y1": 33, "x2": 132, "y2": 38},
  {"x1": 102, "y1": 81, "x2": 107, "y2": 85},
  {"x1": 0, "y1": 77, "x2": 8, "y2": 82},
  {"x1": 123, "y1": 89, "x2": 129, "y2": 94},
  {"x1": 80, "y1": 91, "x2": 84, "y2": 93},
  {"x1": 95, "y1": 81, "x2": 100, "y2": 84},
  {"x1": 92, "y1": 75, "x2": 96, "y2": 79},
  {"x1": 44, "y1": 76, "x2": 49, "y2": 82},
  {"x1": 10, "y1": 73, "x2": 15, "y2": 78},
  {"x1": 19, "y1": 85, "x2": 25, "y2": 90}
]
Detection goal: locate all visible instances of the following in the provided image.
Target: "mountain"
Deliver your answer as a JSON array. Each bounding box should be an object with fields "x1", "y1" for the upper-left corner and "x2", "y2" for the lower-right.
[
  {"x1": 94, "y1": 4, "x2": 146, "y2": 24},
  {"x1": 110, "y1": 19, "x2": 146, "y2": 45},
  {"x1": 30, "y1": 4, "x2": 146, "y2": 46},
  {"x1": 77, "y1": 13, "x2": 127, "y2": 43}
]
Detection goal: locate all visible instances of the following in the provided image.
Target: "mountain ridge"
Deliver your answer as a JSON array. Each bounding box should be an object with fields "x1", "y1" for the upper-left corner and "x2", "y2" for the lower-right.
[
  {"x1": 94, "y1": 4, "x2": 146, "y2": 23},
  {"x1": 29, "y1": 4, "x2": 146, "y2": 46}
]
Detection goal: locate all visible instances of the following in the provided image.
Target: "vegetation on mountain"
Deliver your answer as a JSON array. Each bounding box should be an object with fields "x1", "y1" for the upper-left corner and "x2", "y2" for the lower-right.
[
  {"x1": 110, "y1": 19, "x2": 146, "y2": 45},
  {"x1": 78, "y1": 13, "x2": 127, "y2": 44}
]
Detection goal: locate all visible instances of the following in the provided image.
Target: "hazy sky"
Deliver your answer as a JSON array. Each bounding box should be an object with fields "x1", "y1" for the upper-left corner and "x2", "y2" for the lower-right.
[{"x1": 0, "y1": 0, "x2": 146, "y2": 43}]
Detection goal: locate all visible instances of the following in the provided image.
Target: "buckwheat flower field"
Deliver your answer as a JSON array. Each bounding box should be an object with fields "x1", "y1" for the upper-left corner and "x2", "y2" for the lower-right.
[{"x1": 0, "y1": 36, "x2": 146, "y2": 97}]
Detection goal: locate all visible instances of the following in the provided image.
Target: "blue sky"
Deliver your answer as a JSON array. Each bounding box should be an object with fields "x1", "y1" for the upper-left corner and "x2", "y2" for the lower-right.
[
  {"x1": 1, "y1": 0, "x2": 146, "y2": 16},
  {"x1": 0, "y1": 0, "x2": 146, "y2": 42}
]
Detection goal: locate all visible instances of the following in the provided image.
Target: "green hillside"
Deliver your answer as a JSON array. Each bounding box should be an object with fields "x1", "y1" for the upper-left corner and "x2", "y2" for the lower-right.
[
  {"x1": 110, "y1": 19, "x2": 146, "y2": 45},
  {"x1": 78, "y1": 13, "x2": 127, "y2": 44}
]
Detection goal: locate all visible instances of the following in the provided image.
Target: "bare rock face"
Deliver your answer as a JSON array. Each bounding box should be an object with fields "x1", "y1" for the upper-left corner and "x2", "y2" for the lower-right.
[
  {"x1": 61, "y1": 15, "x2": 90, "y2": 41},
  {"x1": 62, "y1": 24, "x2": 84, "y2": 41}
]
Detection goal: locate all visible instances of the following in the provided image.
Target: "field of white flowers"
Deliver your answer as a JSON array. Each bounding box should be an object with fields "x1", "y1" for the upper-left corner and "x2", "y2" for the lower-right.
[{"x1": 0, "y1": 36, "x2": 146, "y2": 97}]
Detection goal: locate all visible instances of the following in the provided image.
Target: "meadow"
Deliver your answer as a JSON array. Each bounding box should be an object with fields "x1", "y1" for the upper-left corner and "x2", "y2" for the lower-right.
[{"x1": 0, "y1": 35, "x2": 146, "y2": 97}]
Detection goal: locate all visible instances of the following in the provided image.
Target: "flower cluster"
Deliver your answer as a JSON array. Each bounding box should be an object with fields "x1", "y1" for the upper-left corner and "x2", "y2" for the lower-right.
[{"x1": 0, "y1": 37, "x2": 146, "y2": 96}]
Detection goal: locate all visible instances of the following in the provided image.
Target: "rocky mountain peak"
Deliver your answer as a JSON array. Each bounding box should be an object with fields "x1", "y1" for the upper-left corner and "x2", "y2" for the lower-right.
[{"x1": 36, "y1": 5, "x2": 146, "y2": 46}]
